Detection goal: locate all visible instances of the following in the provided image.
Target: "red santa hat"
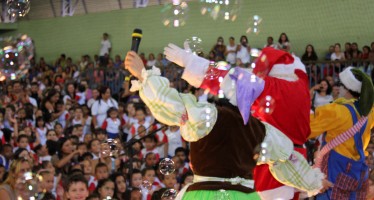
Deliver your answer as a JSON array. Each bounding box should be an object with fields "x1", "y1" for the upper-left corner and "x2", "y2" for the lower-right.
[{"x1": 253, "y1": 47, "x2": 306, "y2": 80}]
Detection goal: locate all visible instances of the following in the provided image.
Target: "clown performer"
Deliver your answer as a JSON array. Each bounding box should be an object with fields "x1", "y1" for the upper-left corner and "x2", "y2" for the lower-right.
[
  {"x1": 124, "y1": 50, "x2": 273, "y2": 200},
  {"x1": 164, "y1": 44, "x2": 329, "y2": 199},
  {"x1": 309, "y1": 67, "x2": 374, "y2": 199}
]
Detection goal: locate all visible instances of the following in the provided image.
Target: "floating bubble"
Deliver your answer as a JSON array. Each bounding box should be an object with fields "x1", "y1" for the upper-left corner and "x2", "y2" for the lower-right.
[
  {"x1": 200, "y1": 0, "x2": 241, "y2": 21},
  {"x1": 250, "y1": 48, "x2": 261, "y2": 58},
  {"x1": 7, "y1": 0, "x2": 31, "y2": 18},
  {"x1": 218, "y1": 89, "x2": 224, "y2": 98},
  {"x1": 204, "y1": 61, "x2": 230, "y2": 80},
  {"x1": 214, "y1": 189, "x2": 231, "y2": 200},
  {"x1": 246, "y1": 15, "x2": 262, "y2": 35},
  {"x1": 141, "y1": 180, "x2": 152, "y2": 192},
  {"x1": 258, "y1": 95, "x2": 275, "y2": 114},
  {"x1": 161, "y1": 189, "x2": 178, "y2": 199},
  {"x1": 185, "y1": 36, "x2": 203, "y2": 55},
  {"x1": 215, "y1": 61, "x2": 230, "y2": 71},
  {"x1": 159, "y1": 158, "x2": 175, "y2": 175},
  {"x1": 15, "y1": 172, "x2": 43, "y2": 200},
  {"x1": 0, "y1": 34, "x2": 34, "y2": 81},
  {"x1": 201, "y1": 107, "x2": 215, "y2": 128},
  {"x1": 101, "y1": 138, "x2": 119, "y2": 157},
  {"x1": 205, "y1": 67, "x2": 220, "y2": 80},
  {"x1": 161, "y1": 0, "x2": 189, "y2": 27}
]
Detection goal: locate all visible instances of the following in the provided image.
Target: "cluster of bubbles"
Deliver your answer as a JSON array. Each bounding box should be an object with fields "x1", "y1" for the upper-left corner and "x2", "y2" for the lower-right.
[
  {"x1": 214, "y1": 189, "x2": 231, "y2": 200},
  {"x1": 200, "y1": 0, "x2": 241, "y2": 21},
  {"x1": 0, "y1": 34, "x2": 34, "y2": 81},
  {"x1": 258, "y1": 95, "x2": 275, "y2": 114},
  {"x1": 159, "y1": 158, "x2": 176, "y2": 175},
  {"x1": 161, "y1": 189, "x2": 178, "y2": 199},
  {"x1": 141, "y1": 180, "x2": 153, "y2": 191},
  {"x1": 7, "y1": 0, "x2": 31, "y2": 18},
  {"x1": 15, "y1": 172, "x2": 43, "y2": 200},
  {"x1": 259, "y1": 142, "x2": 269, "y2": 162},
  {"x1": 246, "y1": 15, "x2": 262, "y2": 35},
  {"x1": 100, "y1": 138, "x2": 120, "y2": 157},
  {"x1": 161, "y1": 0, "x2": 189, "y2": 27},
  {"x1": 202, "y1": 107, "x2": 215, "y2": 128},
  {"x1": 137, "y1": 158, "x2": 177, "y2": 199},
  {"x1": 184, "y1": 36, "x2": 203, "y2": 55},
  {"x1": 206, "y1": 61, "x2": 231, "y2": 99}
]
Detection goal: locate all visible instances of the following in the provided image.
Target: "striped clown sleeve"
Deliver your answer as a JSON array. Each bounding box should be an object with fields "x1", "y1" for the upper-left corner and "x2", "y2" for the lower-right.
[
  {"x1": 258, "y1": 122, "x2": 324, "y2": 197},
  {"x1": 314, "y1": 116, "x2": 368, "y2": 168},
  {"x1": 131, "y1": 66, "x2": 217, "y2": 142}
]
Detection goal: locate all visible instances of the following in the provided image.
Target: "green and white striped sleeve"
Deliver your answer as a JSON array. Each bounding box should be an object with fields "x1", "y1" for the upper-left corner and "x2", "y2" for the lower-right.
[{"x1": 130, "y1": 67, "x2": 217, "y2": 142}]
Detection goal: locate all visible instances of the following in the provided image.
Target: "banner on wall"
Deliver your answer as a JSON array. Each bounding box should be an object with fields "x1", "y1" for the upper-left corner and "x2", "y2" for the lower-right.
[{"x1": 135, "y1": 0, "x2": 149, "y2": 8}]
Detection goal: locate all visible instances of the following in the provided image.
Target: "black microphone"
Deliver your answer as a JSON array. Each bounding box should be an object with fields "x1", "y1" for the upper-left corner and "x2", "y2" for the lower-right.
[{"x1": 131, "y1": 28, "x2": 142, "y2": 53}]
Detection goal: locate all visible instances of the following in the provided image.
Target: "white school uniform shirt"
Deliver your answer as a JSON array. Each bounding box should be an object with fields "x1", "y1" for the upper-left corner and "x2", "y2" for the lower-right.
[
  {"x1": 122, "y1": 114, "x2": 137, "y2": 135},
  {"x1": 100, "y1": 40, "x2": 111, "y2": 56},
  {"x1": 155, "y1": 128, "x2": 168, "y2": 158},
  {"x1": 236, "y1": 44, "x2": 251, "y2": 64},
  {"x1": 165, "y1": 128, "x2": 183, "y2": 157},
  {"x1": 91, "y1": 98, "x2": 118, "y2": 127},
  {"x1": 76, "y1": 92, "x2": 86, "y2": 105},
  {"x1": 37, "y1": 127, "x2": 47, "y2": 145},
  {"x1": 226, "y1": 44, "x2": 237, "y2": 64},
  {"x1": 58, "y1": 110, "x2": 70, "y2": 128},
  {"x1": 102, "y1": 118, "x2": 121, "y2": 134}
]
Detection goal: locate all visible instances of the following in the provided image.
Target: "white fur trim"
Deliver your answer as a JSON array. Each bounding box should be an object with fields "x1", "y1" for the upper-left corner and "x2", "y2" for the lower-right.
[
  {"x1": 181, "y1": 55, "x2": 210, "y2": 87},
  {"x1": 257, "y1": 186, "x2": 295, "y2": 200},
  {"x1": 339, "y1": 66, "x2": 362, "y2": 93},
  {"x1": 268, "y1": 55, "x2": 306, "y2": 81}
]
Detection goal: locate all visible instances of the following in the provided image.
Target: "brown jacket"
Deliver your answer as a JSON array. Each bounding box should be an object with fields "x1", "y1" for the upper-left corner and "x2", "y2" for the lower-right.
[{"x1": 188, "y1": 104, "x2": 266, "y2": 193}]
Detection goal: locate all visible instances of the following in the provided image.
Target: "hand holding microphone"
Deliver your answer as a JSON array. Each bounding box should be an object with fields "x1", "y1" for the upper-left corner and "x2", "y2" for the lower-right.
[{"x1": 125, "y1": 29, "x2": 145, "y2": 80}]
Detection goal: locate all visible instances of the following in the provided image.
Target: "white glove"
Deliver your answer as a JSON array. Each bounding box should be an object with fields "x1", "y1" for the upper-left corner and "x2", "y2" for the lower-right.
[{"x1": 164, "y1": 43, "x2": 193, "y2": 67}]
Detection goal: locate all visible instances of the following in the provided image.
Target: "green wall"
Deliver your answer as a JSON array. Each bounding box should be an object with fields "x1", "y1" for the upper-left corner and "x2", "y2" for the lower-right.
[{"x1": 1, "y1": 0, "x2": 374, "y2": 63}]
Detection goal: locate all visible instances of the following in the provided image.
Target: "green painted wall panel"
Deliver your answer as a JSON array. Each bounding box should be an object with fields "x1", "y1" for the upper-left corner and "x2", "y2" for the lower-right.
[{"x1": 1, "y1": 1, "x2": 373, "y2": 63}]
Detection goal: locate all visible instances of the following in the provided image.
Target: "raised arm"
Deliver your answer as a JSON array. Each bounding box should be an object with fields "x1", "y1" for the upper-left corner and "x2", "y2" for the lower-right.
[{"x1": 125, "y1": 52, "x2": 217, "y2": 142}]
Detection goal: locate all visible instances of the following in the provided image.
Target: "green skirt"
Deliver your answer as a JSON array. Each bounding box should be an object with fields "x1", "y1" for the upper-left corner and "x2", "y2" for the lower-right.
[{"x1": 182, "y1": 190, "x2": 260, "y2": 200}]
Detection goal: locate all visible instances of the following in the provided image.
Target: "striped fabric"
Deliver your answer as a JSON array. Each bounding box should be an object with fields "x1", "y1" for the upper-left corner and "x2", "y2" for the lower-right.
[
  {"x1": 258, "y1": 122, "x2": 324, "y2": 197},
  {"x1": 130, "y1": 66, "x2": 217, "y2": 142},
  {"x1": 315, "y1": 116, "x2": 368, "y2": 168}
]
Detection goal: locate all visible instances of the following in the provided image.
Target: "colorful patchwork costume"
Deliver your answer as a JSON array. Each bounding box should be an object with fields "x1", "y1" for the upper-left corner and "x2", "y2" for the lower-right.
[
  {"x1": 309, "y1": 67, "x2": 374, "y2": 200},
  {"x1": 164, "y1": 44, "x2": 324, "y2": 199},
  {"x1": 129, "y1": 66, "x2": 267, "y2": 200}
]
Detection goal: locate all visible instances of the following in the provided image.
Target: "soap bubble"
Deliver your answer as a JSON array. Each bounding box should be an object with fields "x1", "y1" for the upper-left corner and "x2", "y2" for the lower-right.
[
  {"x1": 161, "y1": 189, "x2": 178, "y2": 199},
  {"x1": 101, "y1": 138, "x2": 119, "y2": 157},
  {"x1": 200, "y1": 0, "x2": 241, "y2": 21},
  {"x1": 141, "y1": 180, "x2": 152, "y2": 192},
  {"x1": 258, "y1": 95, "x2": 275, "y2": 114},
  {"x1": 15, "y1": 172, "x2": 43, "y2": 200},
  {"x1": 246, "y1": 15, "x2": 262, "y2": 35},
  {"x1": 159, "y1": 158, "x2": 175, "y2": 175},
  {"x1": 204, "y1": 61, "x2": 230, "y2": 80},
  {"x1": 214, "y1": 189, "x2": 231, "y2": 200},
  {"x1": 0, "y1": 34, "x2": 34, "y2": 81},
  {"x1": 7, "y1": 0, "x2": 31, "y2": 18},
  {"x1": 161, "y1": 0, "x2": 189, "y2": 27},
  {"x1": 185, "y1": 36, "x2": 203, "y2": 55}
]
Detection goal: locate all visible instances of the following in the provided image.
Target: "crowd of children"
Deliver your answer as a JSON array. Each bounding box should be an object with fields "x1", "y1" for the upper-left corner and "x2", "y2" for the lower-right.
[{"x1": 0, "y1": 75, "x2": 192, "y2": 200}]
